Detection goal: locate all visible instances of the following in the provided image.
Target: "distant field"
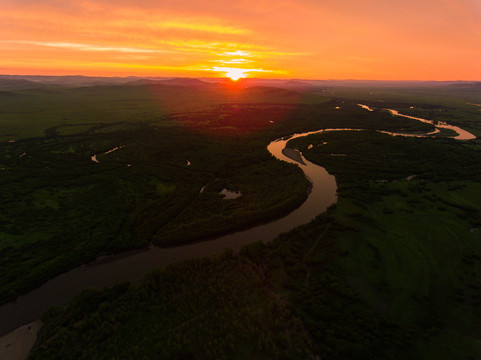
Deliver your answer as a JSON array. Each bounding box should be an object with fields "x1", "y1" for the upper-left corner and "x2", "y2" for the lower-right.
[
  {"x1": 0, "y1": 84, "x2": 330, "y2": 140},
  {"x1": 312, "y1": 84, "x2": 481, "y2": 137},
  {"x1": 317, "y1": 84, "x2": 481, "y2": 106},
  {"x1": 0, "y1": 86, "x2": 168, "y2": 139}
]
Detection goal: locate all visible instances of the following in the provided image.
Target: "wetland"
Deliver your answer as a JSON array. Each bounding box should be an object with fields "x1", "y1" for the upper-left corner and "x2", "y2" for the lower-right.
[{"x1": 1, "y1": 79, "x2": 481, "y2": 359}]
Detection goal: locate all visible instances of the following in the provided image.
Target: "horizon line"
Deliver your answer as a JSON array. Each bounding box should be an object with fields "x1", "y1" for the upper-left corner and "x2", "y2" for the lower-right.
[{"x1": 1, "y1": 74, "x2": 480, "y2": 83}]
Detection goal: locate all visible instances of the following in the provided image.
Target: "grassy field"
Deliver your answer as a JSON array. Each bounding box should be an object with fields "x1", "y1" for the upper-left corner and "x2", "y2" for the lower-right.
[
  {"x1": 316, "y1": 83, "x2": 481, "y2": 107},
  {"x1": 3, "y1": 82, "x2": 481, "y2": 359},
  {"x1": 288, "y1": 130, "x2": 481, "y2": 358},
  {"x1": 0, "y1": 84, "x2": 331, "y2": 140}
]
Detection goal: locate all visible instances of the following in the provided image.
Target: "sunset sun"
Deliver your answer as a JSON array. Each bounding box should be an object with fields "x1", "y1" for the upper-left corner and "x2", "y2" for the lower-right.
[{"x1": 224, "y1": 68, "x2": 247, "y2": 81}]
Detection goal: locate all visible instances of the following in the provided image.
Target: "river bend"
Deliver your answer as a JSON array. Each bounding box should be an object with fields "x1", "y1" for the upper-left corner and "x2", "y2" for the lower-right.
[{"x1": 0, "y1": 132, "x2": 338, "y2": 336}]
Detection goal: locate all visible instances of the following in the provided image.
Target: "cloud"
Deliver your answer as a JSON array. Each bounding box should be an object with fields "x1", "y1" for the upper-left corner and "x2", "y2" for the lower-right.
[
  {"x1": 214, "y1": 59, "x2": 251, "y2": 64},
  {"x1": 1, "y1": 40, "x2": 167, "y2": 53},
  {"x1": 0, "y1": 0, "x2": 480, "y2": 79},
  {"x1": 157, "y1": 21, "x2": 250, "y2": 35},
  {"x1": 209, "y1": 66, "x2": 287, "y2": 75}
]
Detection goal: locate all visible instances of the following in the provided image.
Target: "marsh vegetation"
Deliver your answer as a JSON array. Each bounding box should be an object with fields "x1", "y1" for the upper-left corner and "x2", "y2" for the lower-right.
[{"x1": 2, "y1": 80, "x2": 481, "y2": 359}]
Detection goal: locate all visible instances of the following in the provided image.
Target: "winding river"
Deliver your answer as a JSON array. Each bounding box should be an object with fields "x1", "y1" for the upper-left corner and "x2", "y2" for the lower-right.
[
  {"x1": 0, "y1": 108, "x2": 476, "y2": 347},
  {"x1": 387, "y1": 109, "x2": 476, "y2": 140},
  {"x1": 357, "y1": 104, "x2": 476, "y2": 140},
  {"x1": 0, "y1": 133, "x2": 338, "y2": 337}
]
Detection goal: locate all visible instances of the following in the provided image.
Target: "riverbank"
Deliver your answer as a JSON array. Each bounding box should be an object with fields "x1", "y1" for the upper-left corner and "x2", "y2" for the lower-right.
[
  {"x1": 0, "y1": 130, "x2": 338, "y2": 338},
  {"x1": 0, "y1": 322, "x2": 42, "y2": 360}
]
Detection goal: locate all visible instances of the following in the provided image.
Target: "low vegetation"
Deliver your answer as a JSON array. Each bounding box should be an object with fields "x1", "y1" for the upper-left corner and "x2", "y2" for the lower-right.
[
  {"x1": 0, "y1": 86, "x2": 436, "y2": 304},
  {"x1": 2, "y1": 83, "x2": 481, "y2": 359}
]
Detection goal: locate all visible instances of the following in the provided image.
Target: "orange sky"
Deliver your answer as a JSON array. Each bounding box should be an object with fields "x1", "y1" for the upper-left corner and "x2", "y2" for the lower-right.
[{"x1": 1, "y1": 0, "x2": 480, "y2": 80}]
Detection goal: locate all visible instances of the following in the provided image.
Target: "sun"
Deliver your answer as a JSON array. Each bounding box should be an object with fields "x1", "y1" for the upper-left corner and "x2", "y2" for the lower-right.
[{"x1": 224, "y1": 68, "x2": 247, "y2": 81}]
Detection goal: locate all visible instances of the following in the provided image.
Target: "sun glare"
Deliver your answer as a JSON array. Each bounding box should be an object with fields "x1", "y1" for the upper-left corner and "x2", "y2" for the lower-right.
[
  {"x1": 224, "y1": 68, "x2": 247, "y2": 81},
  {"x1": 211, "y1": 66, "x2": 276, "y2": 81}
]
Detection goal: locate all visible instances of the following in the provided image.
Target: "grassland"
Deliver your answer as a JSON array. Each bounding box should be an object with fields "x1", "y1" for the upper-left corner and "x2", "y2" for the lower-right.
[
  {"x1": 0, "y1": 85, "x2": 438, "y2": 304},
  {"x1": 31, "y1": 127, "x2": 481, "y2": 358},
  {"x1": 0, "y1": 109, "x2": 312, "y2": 303},
  {"x1": 288, "y1": 130, "x2": 481, "y2": 359},
  {"x1": 2, "y1": 81, "x2": 481, "y2": 359}
]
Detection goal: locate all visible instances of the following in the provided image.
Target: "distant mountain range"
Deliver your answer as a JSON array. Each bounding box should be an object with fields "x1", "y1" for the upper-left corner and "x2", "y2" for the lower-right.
[{"x1": 0, "y1": 74, "x2": 479, "y2": 91}]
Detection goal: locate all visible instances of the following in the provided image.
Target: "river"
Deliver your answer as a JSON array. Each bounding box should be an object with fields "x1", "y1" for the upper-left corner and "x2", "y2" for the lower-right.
[
  {"x1": 356, "y1": 104, "x2": 476, "y2": 140},
  {"x1": 387, "y1": 109, "x2": 476, "y2": 140},
  {"x1": 0, "y1": 133, "x2": 338, "y2": 337},
  {"x1": 0, "y1": 109, "x2": 476, "y2": 346}
]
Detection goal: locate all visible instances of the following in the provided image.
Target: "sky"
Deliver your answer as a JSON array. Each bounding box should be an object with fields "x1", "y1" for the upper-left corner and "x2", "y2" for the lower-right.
[{"x1": 1, "y1": 0, "x2": 480, "y2": 80}]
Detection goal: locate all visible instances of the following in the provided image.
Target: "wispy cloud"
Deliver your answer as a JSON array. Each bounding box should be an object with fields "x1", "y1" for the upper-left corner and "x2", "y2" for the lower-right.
[
  {"x1": 157, "y1": 40, "x2": 267, "y2": 52},
  {"x1": 157, "y1": 21, "x2": 250, "y2": 35},
  {"x1": 209, "y1": 66, "x2": 287, "y2": 75},
  {"x1": 2, "y1": 40, "x2": 166, "y2": 53},
  {"x1": 2, "y1": 0, "x2": 479, "y2": 79},
  {"x1": 214, "y1": 59, "x2": 251, "y2": 64},
  {"x1": 218, "y1": 50, "x2": 252, "y2": 57}
]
